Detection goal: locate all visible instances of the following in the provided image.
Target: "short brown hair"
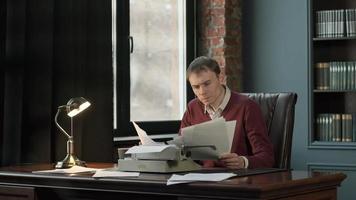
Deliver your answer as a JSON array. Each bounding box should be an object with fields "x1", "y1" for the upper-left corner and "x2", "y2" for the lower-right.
[{"x1": 187, "y1": 56, "x2": 220, "y2": 79}]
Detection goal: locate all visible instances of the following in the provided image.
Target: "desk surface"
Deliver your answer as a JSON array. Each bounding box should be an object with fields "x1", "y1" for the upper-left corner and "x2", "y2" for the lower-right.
[{"x1": 0, "y1": 163, "x2": 347, "y2": 200}]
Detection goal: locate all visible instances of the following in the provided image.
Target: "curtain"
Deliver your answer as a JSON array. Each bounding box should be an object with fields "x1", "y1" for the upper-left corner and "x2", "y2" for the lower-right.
[{"x1": 1, "y1": 0, "x2": 113, "y2": 166}]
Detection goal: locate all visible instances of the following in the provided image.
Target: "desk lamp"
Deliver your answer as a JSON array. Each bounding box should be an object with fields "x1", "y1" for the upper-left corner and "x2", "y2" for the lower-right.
[{"x1": 54, "y1": 97, "x2": 91, "y2": 169}]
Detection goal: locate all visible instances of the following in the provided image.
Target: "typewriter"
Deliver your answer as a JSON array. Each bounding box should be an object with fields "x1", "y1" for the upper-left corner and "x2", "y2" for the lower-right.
[{"x1": 118, "y1": 144, "x2": 217, "y2": 173}]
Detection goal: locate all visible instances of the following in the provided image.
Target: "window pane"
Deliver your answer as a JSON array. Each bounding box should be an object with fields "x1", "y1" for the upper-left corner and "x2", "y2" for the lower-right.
[{"x1": 130, "y1": 0, "x2": 186, "y2": 121}]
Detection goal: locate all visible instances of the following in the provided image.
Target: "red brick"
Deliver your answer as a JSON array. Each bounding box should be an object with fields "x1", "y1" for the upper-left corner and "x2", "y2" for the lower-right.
[
  {"x1": 206, "y1": 28, "x2": 220, "y2": 37},
  {"x1": 197, "y1": 0, "x2": 242, "y2": 89},
  {"x1": 224, "y1": 46, "x2": 239, "y2": 56},
  {"x1": 215, "y1": 56, "x2": 225, "y2": 67},
  {"x1": 210, "y1": 8, "x2": 225, "y2": 16},
  {"x1": 212, "y1": 0, "x2": 225, "y2": 8},
  {"x1": 211, "y1": 37, "x2": 223, "y2": 46},
  {"x1": 224, "y1": 38, "x2": 238, "y2": 46},
  {"x1": 217, "y1": 27, "x2": 226, "y2": 36},
  {"x1": 212, "y1": 47, "x2": 225, "y2": 56},
  {"x1": 212, "y1": 16, "x2": 225, "y2": 27},
  {"x1": 226, "y1": 29, "x2": 240, "y2": 37}
]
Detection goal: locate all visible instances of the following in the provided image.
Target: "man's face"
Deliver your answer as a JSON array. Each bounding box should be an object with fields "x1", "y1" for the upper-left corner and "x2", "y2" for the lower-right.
[{"x1": 188, "y1": 69, "x2": 223, "y2": 106}]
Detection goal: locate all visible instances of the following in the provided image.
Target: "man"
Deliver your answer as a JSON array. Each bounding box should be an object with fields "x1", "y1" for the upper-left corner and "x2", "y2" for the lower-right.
[{"x1": 180, "y1": 56, "x2": 274, "y2": 169}]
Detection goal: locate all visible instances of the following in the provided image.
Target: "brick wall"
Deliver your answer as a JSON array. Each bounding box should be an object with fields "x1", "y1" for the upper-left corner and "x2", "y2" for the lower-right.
[{"x1": 197, "y1": 0, "x2": 242, "y2": 91}]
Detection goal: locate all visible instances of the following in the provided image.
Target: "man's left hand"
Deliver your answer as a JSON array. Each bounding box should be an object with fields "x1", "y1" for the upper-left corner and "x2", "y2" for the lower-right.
[{"x1": 219, "y1": 153, "x2": 245, "y2": 169}]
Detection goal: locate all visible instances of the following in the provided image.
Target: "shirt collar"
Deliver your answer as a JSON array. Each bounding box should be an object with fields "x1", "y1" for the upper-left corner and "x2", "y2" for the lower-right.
[{"x1": 204, "y1": 86, "x2": 231, "y2": 114}]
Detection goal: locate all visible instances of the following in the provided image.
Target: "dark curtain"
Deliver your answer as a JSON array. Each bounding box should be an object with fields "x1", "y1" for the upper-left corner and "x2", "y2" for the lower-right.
[
  {"x1": 0, "y1": 0, "x2": 113, "y2": 166},
  {"x1": 0, "y1": 0, "x2": 5, "y2": 166}
]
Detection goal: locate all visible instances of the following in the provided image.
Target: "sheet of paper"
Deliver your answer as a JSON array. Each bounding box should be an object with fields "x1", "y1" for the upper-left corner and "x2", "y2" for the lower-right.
[
  {"x1": 166, "y1": 135, "x2": 184, "y2": 146},
  {"x1": 167, "y1": 176, "x2": 192, "y2": 185},
  {"x1": 181, "y1": 126, "x2": 194, "y2": 144},
  {"x1": 226, "y1": 120, "x2": 236, "y2": 151},
  {"x1": 132, "y1": 121, "x2": 159, "y2": 145},
  {"x1": 167, "y1": 173, "x2": 236, "y2": 185},
  {"x1": 93, "y1": 170, "x2": 139, "y2": 178},
  {"x1": 125, "y1": 145, "x2": 174, "y2": 154},
  {"x1": 182, "y1": 118, "x2": 235, "y2": 159},
  {"x1": 33, "y1": 166, "x2": 101, "y2": 174},
  {"x1": 195, "y1": 118, "x2": 228, "y2": 154}
]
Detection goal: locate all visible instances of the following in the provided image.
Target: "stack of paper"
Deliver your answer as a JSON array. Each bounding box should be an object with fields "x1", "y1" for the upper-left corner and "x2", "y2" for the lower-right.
[
  {"x1": 33, "y1": 165, "x2": 140, "y2": 178},
  {"x1": 33, "y1": 166, "x2": 101, "y2": 174}
]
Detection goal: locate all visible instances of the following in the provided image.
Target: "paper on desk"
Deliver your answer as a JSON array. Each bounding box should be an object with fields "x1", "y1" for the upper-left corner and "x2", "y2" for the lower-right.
[
  {"x1": 33, "y1": 166, "x2": 101, "y2": 174},
  {"x1": 125, "y1": 145, "x2": 175, "y2": 154},
  {"x1": 132, "y1": 121, "x2": 160, "y2": 145},
  {"x1": 167, "y1": 173, "x2": 236, "y2": 185},
  {"x1": 93, "y1": 170, "x2": 139, "y2": 178}
]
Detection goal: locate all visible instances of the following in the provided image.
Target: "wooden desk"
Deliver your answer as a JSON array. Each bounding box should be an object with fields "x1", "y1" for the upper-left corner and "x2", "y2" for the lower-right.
[{"x1": 0, "y1": 163, "x2": 346, "y2": 200}]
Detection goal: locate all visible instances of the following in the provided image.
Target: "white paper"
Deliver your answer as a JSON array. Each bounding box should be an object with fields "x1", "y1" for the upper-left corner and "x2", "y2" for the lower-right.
[
  {"x1": 93, "y1": 170, "x2": 139, "y2": 178},
  {"x1": 125, "y1": 145, "x2": 174, "y2": 154},
  {"x1": 167, "y1": 176, "x2": 192, "y2": 185},
  {"x1": 226, "y1": 120, "x2": 236, "y2": 151},
  {"x1": 195, "y1": 118, "x2": 229, "y2": 154},
  {"x1": 33, "y1": 166, "x2": 101, "y2": 174},
  {"x1": 167, "y1": 173, "x2": 236, "y2": 185},
  {"x1": 166, "y1": 135, "x2": 184, "y2": 146},
  {"x1": 132, "y1": 121, "x2": 159, "y2": 145},
  {"x1": 182, "y1": 118, "x2": 236, "y2": 159}
]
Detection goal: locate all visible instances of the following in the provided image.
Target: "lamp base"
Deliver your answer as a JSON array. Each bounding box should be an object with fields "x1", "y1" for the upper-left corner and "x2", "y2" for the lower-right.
[{"x1": 55, "y1": 154, "x2": 86, "y2": 169}]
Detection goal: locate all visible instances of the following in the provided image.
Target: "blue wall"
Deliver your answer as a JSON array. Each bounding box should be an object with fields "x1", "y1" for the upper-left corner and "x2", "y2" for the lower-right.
[
  {"x1": 242, "y1": 0, "x2": 355, "y2": 199},
  {"x1": 242, "y1": 0, "x2": 309, "y2": 169}
]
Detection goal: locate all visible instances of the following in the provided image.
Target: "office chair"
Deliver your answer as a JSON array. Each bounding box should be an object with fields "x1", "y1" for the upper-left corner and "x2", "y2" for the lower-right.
[{"x1": 242, "y1": 92, "x2": 297, "y2": 169}]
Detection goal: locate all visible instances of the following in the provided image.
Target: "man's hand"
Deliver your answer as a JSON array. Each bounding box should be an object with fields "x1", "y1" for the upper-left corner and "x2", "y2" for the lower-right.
[{"x1": 219, "y1": 153, "x2": 245, "y2": 169}]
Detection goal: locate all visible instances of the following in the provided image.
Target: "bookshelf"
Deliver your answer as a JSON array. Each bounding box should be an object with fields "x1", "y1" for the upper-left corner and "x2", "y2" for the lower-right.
[{"x1": 311, "y1": 0, "x2": 356, "y2": 148}]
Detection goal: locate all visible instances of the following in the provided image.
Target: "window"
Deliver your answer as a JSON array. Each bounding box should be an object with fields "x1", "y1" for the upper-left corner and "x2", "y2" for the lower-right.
[
  {"x1": 113, "y1": 0, "x2": 195, "y2": 141},
  {"x1": 130, "y1": 0, "x2": 186, "y2": 122}
]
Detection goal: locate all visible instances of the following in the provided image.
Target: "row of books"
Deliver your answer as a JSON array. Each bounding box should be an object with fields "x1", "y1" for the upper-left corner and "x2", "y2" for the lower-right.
[
  {"x1": 314, "y1": 61, "x2": 356, "y2": 90},
  {"x1": 315, "y1": 113, "x2": 356, "y2": 142},
  {"x1": 315, "y1": 9, "x2": 356, "y2": 38}
]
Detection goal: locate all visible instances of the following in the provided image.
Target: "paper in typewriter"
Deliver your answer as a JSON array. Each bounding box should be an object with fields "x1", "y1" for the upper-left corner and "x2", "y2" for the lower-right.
[
  {"x1": 132, "y1": 121, "x2": 160, "y2": 146},
  {"x1": 181, "y1": 118, "x2": 236, "y2": 160},
  {"x1": 126, "y1": 122, "x2": 172, "y2": 155}
]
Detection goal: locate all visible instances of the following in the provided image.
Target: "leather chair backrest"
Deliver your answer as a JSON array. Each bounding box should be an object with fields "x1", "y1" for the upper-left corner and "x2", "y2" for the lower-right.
[{"x1": 242, "y1": 93, "x2": 297, "y2": 169}]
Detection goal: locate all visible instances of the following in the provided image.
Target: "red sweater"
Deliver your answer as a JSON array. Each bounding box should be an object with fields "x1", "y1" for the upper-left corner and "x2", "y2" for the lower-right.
[{"x1": 180, "y1": 92, "x2": 275, "y2": 169}]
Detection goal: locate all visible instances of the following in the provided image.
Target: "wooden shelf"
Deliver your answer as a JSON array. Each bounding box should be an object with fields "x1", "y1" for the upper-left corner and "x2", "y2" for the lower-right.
[
  {"x1": 313, "y1": 90, "x2": 356, "y2": 93},
  {"x1": 313, "y1": 36, "x2": 356, "y2": 41},
  {"x1": 310, "y1": 0, "x2": 356, "y2": 149},
  {"x1": 310, "y1": 141, "x2": 356, "y2": 149}
]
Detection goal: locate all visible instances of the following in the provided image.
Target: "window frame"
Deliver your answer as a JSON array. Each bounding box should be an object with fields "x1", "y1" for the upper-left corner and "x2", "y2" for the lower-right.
[{"x1": 114, "y1": 0, "x2": 196, "y2": 143}]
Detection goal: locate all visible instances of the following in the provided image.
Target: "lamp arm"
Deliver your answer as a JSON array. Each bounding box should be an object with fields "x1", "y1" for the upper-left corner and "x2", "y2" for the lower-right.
[{"x1": 55, "y1": 108, "x2": 72, "y2": 139}]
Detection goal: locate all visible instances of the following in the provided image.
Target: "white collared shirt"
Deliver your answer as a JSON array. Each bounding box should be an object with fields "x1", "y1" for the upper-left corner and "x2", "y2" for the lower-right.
[{"x1": 205, "y1": 86, "x2": 231, "y2": 119}]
